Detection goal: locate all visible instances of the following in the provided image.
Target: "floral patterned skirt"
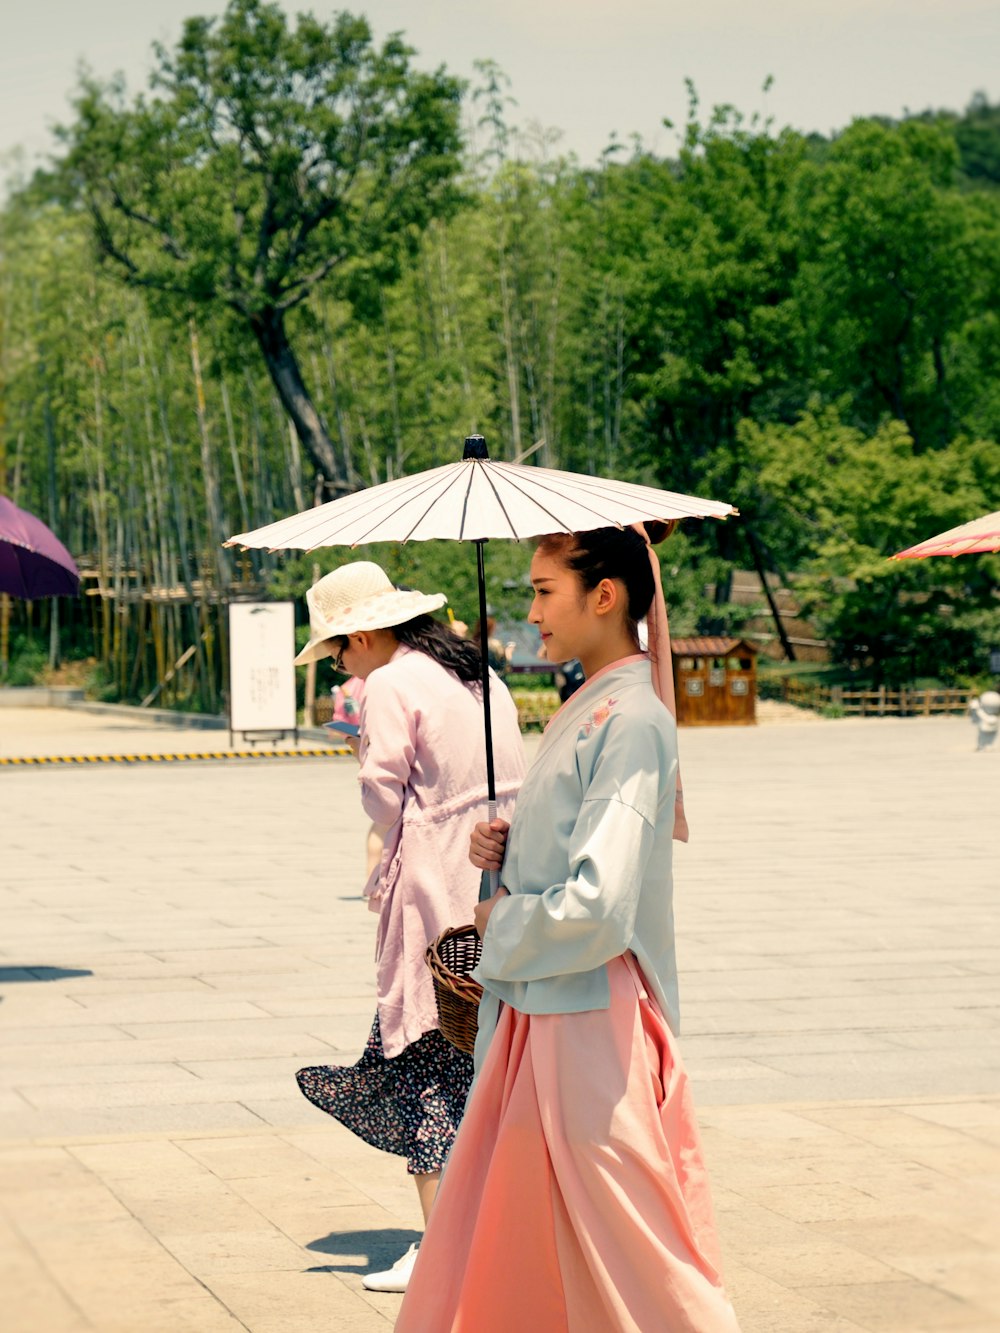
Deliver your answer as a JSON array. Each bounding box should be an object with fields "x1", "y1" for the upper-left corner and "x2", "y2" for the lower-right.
[{"x1": 296, "y1": 1013, "x2": 474, "y2": 1175}]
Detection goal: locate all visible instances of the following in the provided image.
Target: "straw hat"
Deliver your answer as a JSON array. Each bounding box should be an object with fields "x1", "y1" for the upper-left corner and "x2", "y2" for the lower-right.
[{"x1": 294, "y1": 562, "x2": 447, "y2": 665}]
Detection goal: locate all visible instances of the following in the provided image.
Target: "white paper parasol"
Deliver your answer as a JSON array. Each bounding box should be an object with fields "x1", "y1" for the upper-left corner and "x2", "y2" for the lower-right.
[
  {"x1": 226, "y1": 436, "x2": 737, "y2": 840},
  {"x1": 226, "y1": 442, "x2": 735, "y2": 550}
]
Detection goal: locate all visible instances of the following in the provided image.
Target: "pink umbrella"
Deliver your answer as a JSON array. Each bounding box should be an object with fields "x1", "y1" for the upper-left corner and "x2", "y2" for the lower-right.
[
  {"x1": 0, "y1": 496, "x2": 80, "y2": 599},
  {"x1": 892, "y1": 509, "x2": 1000, "y2": 560}
]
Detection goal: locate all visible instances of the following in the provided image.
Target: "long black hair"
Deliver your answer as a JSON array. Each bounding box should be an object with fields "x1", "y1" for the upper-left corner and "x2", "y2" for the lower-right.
[
  {"x1": 392, "y1": 614, "x2": 483, "y2": 683},
  {"x1": 536, "y1": 522, "x2": 672, "y2": 641}
]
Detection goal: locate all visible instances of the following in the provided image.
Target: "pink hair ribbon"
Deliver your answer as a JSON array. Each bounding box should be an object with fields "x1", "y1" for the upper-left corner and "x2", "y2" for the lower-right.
[{"x1": 633, "y1": 523, "x2": 690, "y2": 842}]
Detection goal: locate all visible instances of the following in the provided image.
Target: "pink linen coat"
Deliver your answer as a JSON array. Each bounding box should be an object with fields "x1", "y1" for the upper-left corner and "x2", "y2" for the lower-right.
[{"x1": 357, "y1": 644, "x2": 524, "y2": 1058}]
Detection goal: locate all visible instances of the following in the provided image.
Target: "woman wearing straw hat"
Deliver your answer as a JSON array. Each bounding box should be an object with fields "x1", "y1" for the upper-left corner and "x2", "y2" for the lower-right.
[
  {"x1": 293, "y1": 561, "x2": 525, "y2": 1293},
  {"x1": 396, "y1": 526, "x2": 741, "y2": 1331}
]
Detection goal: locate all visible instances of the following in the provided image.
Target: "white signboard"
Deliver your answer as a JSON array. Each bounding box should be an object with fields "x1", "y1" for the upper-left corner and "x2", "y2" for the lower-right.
[{"x1": 228, "y1": 601, "x2": 297, "y2": 739}]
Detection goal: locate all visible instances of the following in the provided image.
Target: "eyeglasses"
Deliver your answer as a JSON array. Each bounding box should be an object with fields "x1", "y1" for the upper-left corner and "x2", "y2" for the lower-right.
[{"x1": 331, "y1": 639, "x2": 348, "y2": 672}]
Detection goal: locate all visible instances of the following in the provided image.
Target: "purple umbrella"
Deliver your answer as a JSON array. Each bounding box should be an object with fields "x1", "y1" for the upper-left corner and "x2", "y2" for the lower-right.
[{"x1": 0, "y1": 496, "x2": 80, "y2": 599}]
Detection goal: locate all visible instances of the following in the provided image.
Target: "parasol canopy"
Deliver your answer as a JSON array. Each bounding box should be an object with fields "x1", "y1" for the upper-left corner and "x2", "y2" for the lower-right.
[
  {"x1": 0, "y1": 496, "x2": 80, "y2": 599},
  {"x1": 892, "y1": 509, "x2": 1000, "y2": 560}
]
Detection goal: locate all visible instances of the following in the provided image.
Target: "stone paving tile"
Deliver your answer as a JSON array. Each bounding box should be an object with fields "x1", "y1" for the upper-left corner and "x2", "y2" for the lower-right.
[
  {"x1": 0, "y1": 1102, "x2": 271, "y2": 1138},
  {"x1": 178, "y1": 1134, "x2": 337, "y2": 1180},
  {"x1": 13, "y1": 1211, "x2": 245, "y2": 1330},
  {"x1": 110, "y1": 1015, "x2": 355, "y2": 1042},
  {"x1": 809, "y1": 1215, "x2": 995, "y2": 1262},
  {"x1": 53, "y1": 995, "x2": 273, "y2": 1023},
  {"x1": 795, "y1": 1280, "x2": 992, "y2": 1330},
  {"x1": 687, "y1": 1029, "x2": 906, "y2": 1059},
  {"x1": 27, "y1": 976, "x2": 221, "y2": 997},
  {"x1": 195, "y1": 974, "x2": 377, "y2": 995},
  {"x1": 906, "y1": 1101, "x2": 1000, "y2": 1140},
  {"x1": 204, "y1": 1271, "x2": 395, "y2": 1332},
  {"x1": 238, "y1": 1099, "x2": 331, "y2": 1129},
  {"x1": 1, "y1": 1033, "x2": 339, "y2": 1069},
  {"x1": 249, "y1": 995, "x2": 382, "y2": 1019},
  {"x1": 160, "y1": 1228, "x2": 317, "y2": 1276},
  {"x1": 797, "y1": 1103, "x2": 1000, "y2": 1153},
  {"x1": 17, "y1": 1076, "x2": 296, "y2": 1110},
  {"x1": 1, "y1": 1214, "x2": 91, "y2": 1333},
  {"x1": 723, "y1": 1267, "x2": 872, "y2": 1332},
  {"x1": 177, "y1": 1056, "x2": 338, "y2": 1083}
]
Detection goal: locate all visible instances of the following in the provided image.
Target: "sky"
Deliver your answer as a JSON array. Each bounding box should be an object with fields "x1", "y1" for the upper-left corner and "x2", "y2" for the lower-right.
[{"x1": 2, "y1": 0, "x2": 999, "y2": 176}]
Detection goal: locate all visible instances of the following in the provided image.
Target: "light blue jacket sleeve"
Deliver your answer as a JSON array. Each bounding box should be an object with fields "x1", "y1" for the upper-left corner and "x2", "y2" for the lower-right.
[{"x1": 476, "y1": 713, "x2": 671, "y2": 984}]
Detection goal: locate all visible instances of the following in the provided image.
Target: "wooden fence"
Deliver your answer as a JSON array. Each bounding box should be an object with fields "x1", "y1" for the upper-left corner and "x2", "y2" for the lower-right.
[
  {"x1": 319, "y1": 681, "x2": 973, "y2": 730},
  {"x1": 776, "y1": 678, "x2": 972, "y2": 717},
  {"x1": 313, "y1": 688, "x2": 563, "y2": 732}
]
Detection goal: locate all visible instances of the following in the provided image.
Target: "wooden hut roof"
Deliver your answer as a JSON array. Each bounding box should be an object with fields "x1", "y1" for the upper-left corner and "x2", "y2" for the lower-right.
[{"x1": 670, "y1": 637, "x2": 758, "y2": 656}]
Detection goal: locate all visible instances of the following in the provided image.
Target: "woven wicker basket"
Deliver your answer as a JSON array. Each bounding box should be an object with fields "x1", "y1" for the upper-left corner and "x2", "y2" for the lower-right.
[{"x1": 425, "y1": 924, "x2": 483, "y2": 1055}]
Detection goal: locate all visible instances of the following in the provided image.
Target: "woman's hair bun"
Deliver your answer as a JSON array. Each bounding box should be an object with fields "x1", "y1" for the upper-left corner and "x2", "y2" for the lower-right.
[{"x1": 643, "y1": 519, "x2": 678, "y2": 547}]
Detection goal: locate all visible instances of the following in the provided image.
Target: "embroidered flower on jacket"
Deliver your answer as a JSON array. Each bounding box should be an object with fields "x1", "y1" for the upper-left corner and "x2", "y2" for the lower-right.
[{"x1": 580, "y1": 696, "x2": 617, "y2": 737}]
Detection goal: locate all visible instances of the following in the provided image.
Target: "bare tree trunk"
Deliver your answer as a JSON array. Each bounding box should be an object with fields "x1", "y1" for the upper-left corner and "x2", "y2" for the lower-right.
[
  {"x1": 612, "y1": 293, "x2": 625, "y2": 469},
  {"x1": 220, "y1": 378, "x2": 250, "y2": 533},
  {"x1": 250, "y1": 306, "x2": 345, "y2": 485},
  {"x1": 287, "y1": 420, "x2": 306, "y2": 513},
  {"x1": 497, "y1": 246, "x2": 522, "y2": 457},
  {"x1": 434, "y1": 225, "x2": 475, "y2": 417},
  {"x1": 319, "y1": 304, "x2": 356, "y2": 487},
  {"x1": 383, "y1": 308, "x2": 405, "y2": 477},
  {"x1": 0, "y1": 330, "x2": 6, "y2": 673},
  {"x1": 133, "y1": 319, "x2": 174, "y2": 590},
  {"x1": 189, "y1": 320, "x2": 231, "y2": 587},
  {"x1": 242, "y1": 369, "x2": 271, "y2": 523},
  {"x1": 41, "y1": 364, "x2": 61, "y2": 668},
  {"x1": 744, "y1": 523, "x2": 796, "y2": 663},
  {"x1": 542, "y1": 259, "x2": 562, "y2": 468},
  {"x1": 146, "y1": 336, "x2": 194, "y2": 596}
]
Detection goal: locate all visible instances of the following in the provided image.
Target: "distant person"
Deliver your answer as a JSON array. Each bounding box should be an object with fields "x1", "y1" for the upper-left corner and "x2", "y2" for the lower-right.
[
  {"x1": 969, "y1": 690, "x2": 1000, "y2": 751},
  {"x1": 292, "y1": 561, "x2": 525, "y2": 1293},
  {"x1": 444, "y1": 605, "x2": 468, "y2": 640},
  {"x1": 537, "y1": 629, "x2": 585, "y2": 703},
  {"x1": 330, "y1": 673, "x2": 364, "y2": 725},
  {"x1": 554, "y1": 657, "x2": 585, "y2": 702},
  {"x1": 471, "y1": 615, "x2": 509, "y2": 676}
]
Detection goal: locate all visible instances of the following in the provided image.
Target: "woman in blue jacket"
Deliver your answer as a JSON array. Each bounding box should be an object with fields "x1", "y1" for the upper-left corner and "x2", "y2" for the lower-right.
[{"x1": 396, "y1": 524, "x2": 741, "y2": 1332}]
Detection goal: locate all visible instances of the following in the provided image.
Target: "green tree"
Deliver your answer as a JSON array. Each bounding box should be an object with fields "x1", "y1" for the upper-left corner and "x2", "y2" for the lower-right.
[
  {"x1": 740, "y1": 408, "x2": 1000, "y2": 683},
  {"x1": 55, "y1": 0, "x2": 464, "y2": 484},
  {"x1": 797, "y1": 119, "x2": 983, "y2": 448},
  {"x1": 954, "y1": 92, "x2": 1000, "y2": 186}
]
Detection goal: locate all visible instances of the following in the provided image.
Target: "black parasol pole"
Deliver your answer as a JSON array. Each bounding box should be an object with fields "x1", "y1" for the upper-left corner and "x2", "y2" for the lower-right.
[{"x1": 464, "y1": 435, "x2": 500, "y2": 896}]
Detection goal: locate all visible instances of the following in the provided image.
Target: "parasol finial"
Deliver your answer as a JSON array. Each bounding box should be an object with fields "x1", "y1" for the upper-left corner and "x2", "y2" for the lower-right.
[{"x1": 463, "y1": 434, "x2": 489, "y2": 460}]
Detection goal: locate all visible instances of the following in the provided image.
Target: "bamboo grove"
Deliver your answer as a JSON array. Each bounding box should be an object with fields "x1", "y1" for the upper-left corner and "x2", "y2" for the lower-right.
[{"x1": 2, "y1": 3, "x2": 999, "y2": 707}]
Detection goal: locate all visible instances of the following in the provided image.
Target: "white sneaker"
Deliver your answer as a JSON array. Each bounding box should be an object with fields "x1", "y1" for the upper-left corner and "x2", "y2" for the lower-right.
[{"x1": 361, "y1": 1242, "x2": 419, "y2": 1293}]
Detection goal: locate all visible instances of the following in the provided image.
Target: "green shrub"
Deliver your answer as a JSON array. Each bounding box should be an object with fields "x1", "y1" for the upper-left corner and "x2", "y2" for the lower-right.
[
  {"x1": 85, "y1": 663, "x2": 121, "y2": 703},
  {"x1": 4, "y1": 647, "x2": 47, "y2": 686}
]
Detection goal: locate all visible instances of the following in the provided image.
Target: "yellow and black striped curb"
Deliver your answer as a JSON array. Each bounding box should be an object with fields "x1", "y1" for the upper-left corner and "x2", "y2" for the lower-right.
[{"x1": 0, "y1": 748, "x2": 349, "y2": 767}]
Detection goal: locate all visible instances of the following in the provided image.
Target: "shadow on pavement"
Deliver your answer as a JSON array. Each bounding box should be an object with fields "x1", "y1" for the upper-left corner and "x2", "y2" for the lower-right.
[
  {"x1": 0, "y1": 965, "x2": 94, "y2": 983},
  {"x1": 306, "y1": 1226, "x2": 422, "y2": 1274}
]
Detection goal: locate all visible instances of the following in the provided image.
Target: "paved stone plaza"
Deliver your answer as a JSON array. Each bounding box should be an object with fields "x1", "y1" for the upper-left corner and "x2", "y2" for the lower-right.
[{"x1": 1, "y1": 705, "x2": 998, "y2": 1331}]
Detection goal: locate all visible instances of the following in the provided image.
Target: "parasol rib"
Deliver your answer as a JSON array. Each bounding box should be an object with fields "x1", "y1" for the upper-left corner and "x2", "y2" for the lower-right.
[
  {"x1": 481, "y1": 463, "x2": 609, "y2": 532},
  {"x1": 490, "y1": 460, "x2": 728, "y2": 521},
  {"x1": 397, "y1": 463, "x2": 474, "y2": 545},
  {"x1": 466, "y1": 462, "x2": 521, "y2": 541}
]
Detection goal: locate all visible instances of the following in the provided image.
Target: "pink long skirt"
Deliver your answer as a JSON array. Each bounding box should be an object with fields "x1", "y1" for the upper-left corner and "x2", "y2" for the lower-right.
[{"x1": 395, "y1": 955, "x2": 741, "y2": 1333}]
